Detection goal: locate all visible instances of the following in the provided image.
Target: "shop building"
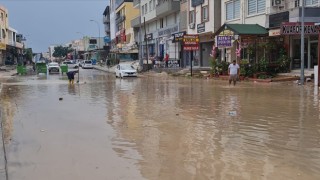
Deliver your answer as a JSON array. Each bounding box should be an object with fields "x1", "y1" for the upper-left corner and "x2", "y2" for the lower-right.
[
  {"x1": 218, "y1": 0, "x2": 271, "y2": 63},
  {"x1": 186, "y1": 0, "x2": 221, "y2": 68},
  {"x1": 0, "y1": 5, "x2": 8, "y2": 65},
  {"x1": 266, "y1": 0, "x2": 320, "y2": 70},
  {"x1": 103, "y1": 5, "x2": 111, "y2": 56},
  {"x1": 131, "y1": 0, "x2": 181, "y2": 67},
  {"x1": 114, "y1": 0, "x2": 139, "y2": 61}
]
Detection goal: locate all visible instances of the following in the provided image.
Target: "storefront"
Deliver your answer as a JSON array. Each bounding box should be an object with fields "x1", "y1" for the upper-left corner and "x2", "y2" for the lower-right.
[
  {"x1": 157, "y1": 24, "x2": 179, "y2": 62},
  {"x1": 213, "y1": 24, "x2": 268, "y2": 64},
  {"x1": 280, "y1": 22, "x2": 319, "y2": 69}
]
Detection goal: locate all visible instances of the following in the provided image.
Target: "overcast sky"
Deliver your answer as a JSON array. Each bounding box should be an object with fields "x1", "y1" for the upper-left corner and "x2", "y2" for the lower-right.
[{"x1": 1, "y1": 0, "x2": 108, "y2": 53}]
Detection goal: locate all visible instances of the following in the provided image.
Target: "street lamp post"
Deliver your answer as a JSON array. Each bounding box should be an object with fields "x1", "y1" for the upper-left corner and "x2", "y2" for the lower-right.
[
  {"x1": 300, "y1": 0, "x2": 305, "y2": 84},
  {"x1": 90, "y1": 20, "x2": 101, "y2": 63}
]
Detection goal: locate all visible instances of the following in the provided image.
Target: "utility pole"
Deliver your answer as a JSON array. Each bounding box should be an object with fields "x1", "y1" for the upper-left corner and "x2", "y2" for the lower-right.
[
  {"x1": 300, "y1": 0, "x2": 305, "y2": 84},
  {"x1": 138, "y1": 0, "x2": 143, "y2": 69},
  {"x1": 144, "y1": 17, "x2": 149, "y2": 71}
]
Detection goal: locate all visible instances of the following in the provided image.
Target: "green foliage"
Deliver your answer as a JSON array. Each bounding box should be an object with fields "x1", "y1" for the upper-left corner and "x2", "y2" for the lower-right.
[
  {"x1": 258, "y1": 57, "x2": 268, "y2": 72},
  {"x1": 25, "y1": 48, "x2": 33, "y2": 61},
  {"x1": 210, "y1": 58, "x2": 225, "y2": 75},
  {"x1": 239, "y1": 59, "x2": 254, "y2": 77},
  {"x1": 276, "y1": 48, "x2": 290, "y2": 73},
  {"x1": 52, "y1": 46, "x2": 73, "y2": 58},
  {"x1": 220, "y1": 61, "x2": 229, "y2": 74},
  {"x1": 247, "y1": 44, "x2": 254, "y2": 55}
]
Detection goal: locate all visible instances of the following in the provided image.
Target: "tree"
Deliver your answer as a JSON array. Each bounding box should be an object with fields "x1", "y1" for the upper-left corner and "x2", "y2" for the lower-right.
[
  {"x1": 52, "y1": 46, "x2": 73, "y2": 60},
  {"x1": 24, "y1": 48, "x2": 33, "y2": 61}
]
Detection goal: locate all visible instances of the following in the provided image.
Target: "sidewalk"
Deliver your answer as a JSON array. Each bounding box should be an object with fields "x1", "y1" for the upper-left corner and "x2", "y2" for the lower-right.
[
  {"x1": 93, "y1": 65, "x2": 116, "y2": 73},
  {"x1": 0, "y1": 66, "x2": 15, "y2": 180}
]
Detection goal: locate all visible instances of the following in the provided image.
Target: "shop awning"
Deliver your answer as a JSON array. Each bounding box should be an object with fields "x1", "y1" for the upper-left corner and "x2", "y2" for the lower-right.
[{"x1": 214, "y1": 24, "x2": 268, "y2": 36}]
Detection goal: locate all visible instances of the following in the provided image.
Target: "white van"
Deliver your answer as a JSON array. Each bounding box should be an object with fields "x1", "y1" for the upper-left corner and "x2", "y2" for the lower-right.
[{"x1": 82, "y1": 60, "x2": 93, "y2": 69}]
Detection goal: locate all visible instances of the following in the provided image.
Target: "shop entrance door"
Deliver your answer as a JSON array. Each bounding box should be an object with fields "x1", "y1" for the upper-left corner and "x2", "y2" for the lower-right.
[{"x1": 310, "y1": 41, "x2": 318, "y2": 66}]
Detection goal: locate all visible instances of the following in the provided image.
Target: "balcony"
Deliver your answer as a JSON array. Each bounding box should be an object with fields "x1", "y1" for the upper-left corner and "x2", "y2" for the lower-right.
[
  {"x1": 156, "y1": 0, "x2": 180, "y2": 18},
  {"x1": 116, "y1": 15, "x2": 126, "y2": 25},
  {"x1": 133, "y1": 0, "x2": 140, "y2": 8},
  {"x1": 131, "y1": 16, "x2": 141, "y2": 28},
  {"x1": 103, "y1": 16, "x2": 110, "y2": 24}
]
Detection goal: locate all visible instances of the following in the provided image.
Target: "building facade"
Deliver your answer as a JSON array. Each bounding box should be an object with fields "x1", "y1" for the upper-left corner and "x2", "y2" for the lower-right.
[
  {"x1": 187, "y1": 0, "x2": 221, "y2": 67},
  {"x1": 0, "y1": 5, "x2": 8, "y2": 65},
  {"x1": 267, "y1": 0, "x2": 320, "y2": 69},
  {"x1": 103, "y1": 5, "x2": 111, "y2": 56}
]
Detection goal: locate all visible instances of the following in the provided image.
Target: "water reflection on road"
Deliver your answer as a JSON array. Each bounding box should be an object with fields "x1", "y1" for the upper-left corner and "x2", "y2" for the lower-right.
[{"x1": 1, "y1": 69, "x2": 319, "y2": 180}]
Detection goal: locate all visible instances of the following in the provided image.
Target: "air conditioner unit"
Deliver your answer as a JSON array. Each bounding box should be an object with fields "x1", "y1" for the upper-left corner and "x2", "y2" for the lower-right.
[
  {"x1": 273, "y1": 0, "x2": 284, "y2": 6},
  {"x1": 189, "y1": 23, "x2": 195, "y2": 29}
]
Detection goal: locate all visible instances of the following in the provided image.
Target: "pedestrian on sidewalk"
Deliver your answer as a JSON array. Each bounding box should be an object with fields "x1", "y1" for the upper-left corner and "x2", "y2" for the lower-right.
[
  {"x1": 165, "y1": 53, "x2": 169, "y2": 68},
  {"x1": 228, "y1": 60, "x2": 240, "y2": 86},
  {"x1": 67, "y1": 70, "x2": 78, "y2": 85}
]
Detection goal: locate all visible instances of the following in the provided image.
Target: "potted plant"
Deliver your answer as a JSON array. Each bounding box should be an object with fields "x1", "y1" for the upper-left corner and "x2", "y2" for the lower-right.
[{"x1": 220, "y1": 61, "x2": 229, "y2": 75}]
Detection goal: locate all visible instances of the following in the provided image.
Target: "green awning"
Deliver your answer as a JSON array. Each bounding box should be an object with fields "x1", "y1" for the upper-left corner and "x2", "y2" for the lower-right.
[{"x1": 214, "y1": 24, "x2": 268, "y2": 36}]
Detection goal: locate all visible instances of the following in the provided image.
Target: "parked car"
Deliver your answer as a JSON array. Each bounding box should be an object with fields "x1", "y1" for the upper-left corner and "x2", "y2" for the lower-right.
[
  {"x1": 62, "y1": 60, "x2": 78, "y2": 69},
  {"x1": 82, "y1": 60, "x2": 93, "y2": 69},
  {"x1": 47, "y1": 62, "x2": 60, "y2": 73},
  {"x1": 115, "y1": 64, "x2": 138, "y2": 78}
]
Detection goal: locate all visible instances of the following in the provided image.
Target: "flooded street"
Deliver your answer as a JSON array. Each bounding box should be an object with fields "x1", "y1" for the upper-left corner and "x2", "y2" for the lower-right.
[{"x1": 1, "y1": 69, "x2": 320, "y2": 180}]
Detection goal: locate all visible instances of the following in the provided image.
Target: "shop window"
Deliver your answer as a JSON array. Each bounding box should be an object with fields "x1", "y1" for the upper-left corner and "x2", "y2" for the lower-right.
[
  {"x1": 305, "y1": 0, "x2": 319, "y2": 6},
  {"x1": 248, "y1": 0, "x2": 265, "y2": 16},
  {"x1": 201, "y1": 6, "x2": 209, "y2": 22},
  {"x1": 226, "y1": 0, "x2": 240, "y2": 21},
  {"x1": 160, "y1": 18, "x2": 164, "y2": 28}
]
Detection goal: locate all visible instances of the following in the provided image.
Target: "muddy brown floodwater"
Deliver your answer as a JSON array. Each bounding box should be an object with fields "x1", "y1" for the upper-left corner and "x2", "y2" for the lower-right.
[{"x1": 0, "y1": 69, "x2": 319, "y2": 180}]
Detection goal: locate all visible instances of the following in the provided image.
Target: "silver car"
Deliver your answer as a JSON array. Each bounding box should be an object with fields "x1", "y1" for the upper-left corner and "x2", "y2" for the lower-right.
[{"x1": 47, "y1": 62, "x2": 60, "y2": 73}]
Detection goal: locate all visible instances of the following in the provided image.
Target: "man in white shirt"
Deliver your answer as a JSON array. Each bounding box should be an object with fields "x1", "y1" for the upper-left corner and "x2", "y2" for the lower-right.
[{"x1": 228, "y1": 60, "x2": 240, "y2": 86}]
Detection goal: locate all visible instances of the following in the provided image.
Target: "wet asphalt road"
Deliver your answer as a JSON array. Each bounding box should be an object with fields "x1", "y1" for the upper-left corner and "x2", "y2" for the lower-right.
[{"x1": 0, "y1": 68, "x2": 320, "y2": 180}]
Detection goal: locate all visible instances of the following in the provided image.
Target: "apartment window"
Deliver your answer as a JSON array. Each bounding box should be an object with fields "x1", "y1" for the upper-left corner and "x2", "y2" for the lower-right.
[
  {"x1": 149, "y1": 0, "x2": 152, "y2": 11},
  {"x1": 189, "y1": 10, "x2": 195, "y2": 24},
  {"x1": 202, "y1": 6, "x2": 209, "y2": 22},
  {"x1": 2, "y1": 29, "x2": 5, "y2": 39},
  {"x1": 295, "y1": 0, "x2": 300, "y2": 7},
  {"x1": 145, "y1": 4, "x2": 148, "y2": 14},
  {"x1": 226, "y1": 0, "x2": 240, "y2": 21},
  {"x1": 142, "y1": 5, "x2": 145, "y2": 15},
  {"x1": 305, "y1": 0, "x2": 319, "y2": 6},
  {"x1": 248, "y1": 0, "x2": 265, "y2": 16},
  {"x1": 160, "y1": 18, "x2": 164, "y2": 28}
]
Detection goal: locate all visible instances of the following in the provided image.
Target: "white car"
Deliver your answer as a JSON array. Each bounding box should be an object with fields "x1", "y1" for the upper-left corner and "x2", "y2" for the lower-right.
[
  {"x1": 115, "y1": 64, "x2": 138, "y2": 78},
  {"x1": 62, "y1": 60, "x2": 78, "y2": 69},
  {"x1": 82, "y1": 60, "x2": 93, "y2": 69},
  {"x1": 47, "y1": 62, "x2": 60, "y2": 73}
]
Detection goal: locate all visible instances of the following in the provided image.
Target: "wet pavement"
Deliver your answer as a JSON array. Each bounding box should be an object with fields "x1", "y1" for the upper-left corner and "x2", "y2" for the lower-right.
[{"x1": 0, "y1": 68, "x2": 319, "y2": 180}]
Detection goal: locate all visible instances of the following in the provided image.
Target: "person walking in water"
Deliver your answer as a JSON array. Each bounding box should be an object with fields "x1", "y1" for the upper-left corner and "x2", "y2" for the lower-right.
[
  {"x1": 66, "y1": 70, "x2": 78, "y2": 84},
  {"x1": 228, "y1": 60, "x2": 240, "y2": 86}
]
